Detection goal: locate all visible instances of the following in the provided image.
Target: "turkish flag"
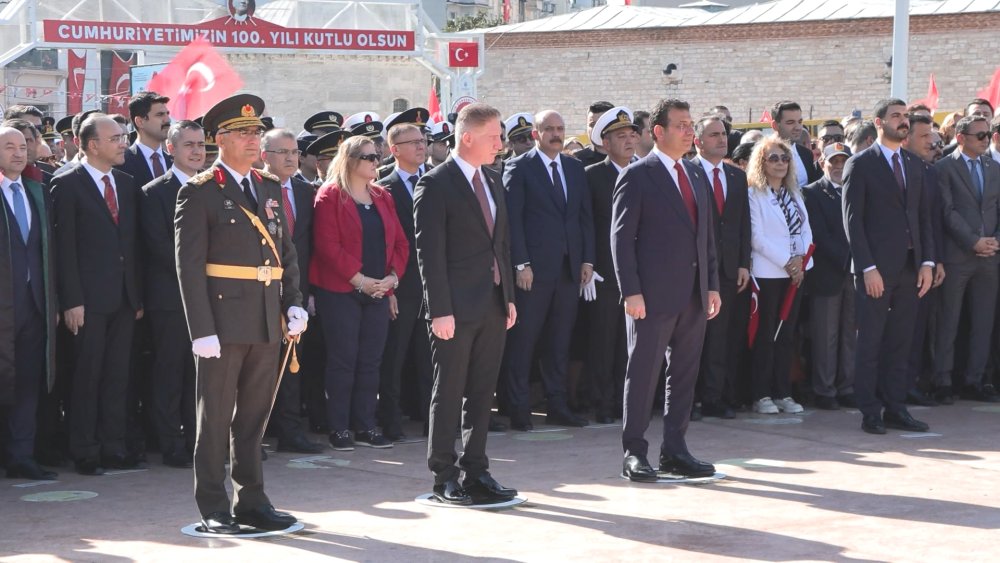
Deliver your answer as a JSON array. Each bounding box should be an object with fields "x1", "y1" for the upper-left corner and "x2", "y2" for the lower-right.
[
  {"x1": 976, "y1": 67, "x2": 1000, "y2": 111},
  {"x1": 106, "y1": 51, "x2": 136, "y2": 117},
  {"x1": 428, "y1": 86, "x2": 442, "y2": 123},
  {"x1": 67, "y1": 49, "x2": 87, "y2": 114},
  {"x1": 146, "y1": 37, "x2": 243, "y2": 120},
  {"x1": 911, "y1": 74, "x2": 939, "y2": 111},
  {"x1": 448, "y1": 42, "x2": 479, "y2": 68}
]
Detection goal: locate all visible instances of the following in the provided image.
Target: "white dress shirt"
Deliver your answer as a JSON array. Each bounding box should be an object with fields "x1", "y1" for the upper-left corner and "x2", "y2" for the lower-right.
[
  {"x1": 135, "y1": 142, "x2": 167, "y2": 177},
  {"x1": 170, "y1": 165, "x2": 191, "y2": 186},
  {"x1": 536, "y1": 150, "x2": 567, "y2": 199},
  {"x1": 217, "y1": 160, "x2": 257, "y2": 201},
  {"x1": 651, "y1": 147, "x2": 696, "y2": 200},
  {"x1": 81, "y1": 157, "x2": 117, "y2": 202},
  {"x1": 451, "y1": 151, "x2": 496, "y2": 220},
  {"x1": 790, "y1": 143, "x2": 809, "y2": 188},
  {"x1": 699, "y1": 157, "x2": 728, "y2": 199}
]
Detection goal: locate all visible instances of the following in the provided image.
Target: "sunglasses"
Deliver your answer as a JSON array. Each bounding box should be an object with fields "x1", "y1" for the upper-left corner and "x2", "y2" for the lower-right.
[
  {"x1": 766, "y1": 153, "x2": 792, "y2": 163},
  {"x1": 357, "y1": 153, "x2": 380, "y2": 162},
  {"x1": 930, "y1": 141, "x2": 944, "y2": 150},
  {"x1": 821, "y1": 134, "x2": 846, "y2": 143},
  {"x1": 965, "y1": 131, "x2": 991, "y2": 142}
]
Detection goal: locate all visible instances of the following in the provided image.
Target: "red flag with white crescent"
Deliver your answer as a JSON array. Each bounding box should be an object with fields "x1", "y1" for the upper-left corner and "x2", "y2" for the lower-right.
[
  {"x1": 747, "y1": 275, "x2": 761, "y2": 347},
  {"x1": 146, "y1": 37, "x2": 243, "y2": 120},
  {"x1": 67, "y1": 49, "x2": 87, "y2": 114}
]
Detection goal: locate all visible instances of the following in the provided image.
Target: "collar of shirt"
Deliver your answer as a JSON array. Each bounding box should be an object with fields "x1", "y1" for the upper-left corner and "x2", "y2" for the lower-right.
[
  {"x1": 536, "y1": 150, "x2": 567, "y2": 196},
  {"x1": 397, "y1": 164, "x2": 424, "y2": 192},
  {"x1": 698, "y1": 157, "x2": 727, "y2": 195},
  {"x1": 876, "y1": 141, "x2": 906, "y2": 181},
  {"x1": 651, "y1": 146, "x2": 688, "y2": 193},
  {"x1": 611, "y1": 160, "x2": 624, "y2": 174},
  {"x1": 831, "y1": 181, "x2": 843, "y2": 191},
  {"x1": 0, "y1": 174, "x2": 31, "y2": 229},
  {"x1": 451, "y1": 151, "x2": 481, "y2": 188},
  {"x1": 960, "y1": 152, "x2": 981, "y2": 167},
  {"x1": 170, "y1": 166, "x2": 191, "y2": 186},
  {"x1": 81, "y1": 157, "x2": 116, "y2": 194},
  {"x1": 135, "y1": 141, "x2": 164, "y2": 164},
  {"x1": 217, "y1": 160, "x2": 251, "y2": 188}
]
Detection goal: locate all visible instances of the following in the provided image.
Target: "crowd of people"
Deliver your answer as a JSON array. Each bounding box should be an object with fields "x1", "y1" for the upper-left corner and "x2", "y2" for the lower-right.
[{"x1": 3, "y1": 88, "x2": 1000, "y2": 528}]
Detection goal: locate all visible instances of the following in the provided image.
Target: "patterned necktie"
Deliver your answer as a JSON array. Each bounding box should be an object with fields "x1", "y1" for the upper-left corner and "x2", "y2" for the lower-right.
[
  {"x1": 550, "y1": 161, "x2": 566, "y2": 206},
  {"x1": 102, "y1": 175, "x2": 118, "y2": 224},
  {"x1": 712, "y1": 167, "x2": 725, "y2": 215},
  {"x1": 281, "y1": 186, "x2": 295, "y2": 237},
  {"x1": 472, "y1": 170, "x2": 501, "y2": 285},
  {"x1": 241, "y1": 178, "x2": 258, "y2": 213},
  {"x1": 891, "y1": 153, "x2": 906, "y2": 194},
  {"x1": 10, "y1": 182, "x2": 30, "y2": 243},
  {"x1": 673, "y1": 161, "x2": 698, "y2": 227},
  {"x1": 970, "y1": 159, "x2": 984, "y2": 202},
  {"x1": 150, "y1": 152, "x2": 165, "y2": 177}
]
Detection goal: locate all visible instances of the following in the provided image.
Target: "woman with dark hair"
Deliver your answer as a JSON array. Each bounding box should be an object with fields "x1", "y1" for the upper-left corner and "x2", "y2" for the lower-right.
[{"x1": 310, "y1": 135, "x2": 409, "y2": 450}]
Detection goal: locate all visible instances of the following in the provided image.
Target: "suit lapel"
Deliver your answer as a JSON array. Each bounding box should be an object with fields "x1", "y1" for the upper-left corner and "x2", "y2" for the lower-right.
[
  {"x1": 950, "y1": 151, "x2": 980, "y2": 201},
  {"x1": 559, "y1": 154, "x2": 577, "y2": 213},
  {"x1": 76, "y1": 165, "x2": 117, "y2": 225},
  {"x1": 448, "y1": 158, "x2": 491, "y2": 238},
  {"x1": 867, "y1": 146, "x2": 905, "y2": 205},
  {"x1": 530, "y1": 150, "x2": 565, "y2": 212},
  {"x1": 646, "y1": 154, "x2": 695, "y2": 232},
  {"x1": 112, "y1": 170, "x2": 131, "y2": 229}
]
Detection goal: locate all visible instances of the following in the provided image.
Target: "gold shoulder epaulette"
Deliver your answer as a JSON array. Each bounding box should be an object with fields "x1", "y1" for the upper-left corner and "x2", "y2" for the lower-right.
[
  {"x1": 190, "y1": 170, "x2": 215, "y2": 185},
  {"x1": 258, "y1": 170, "x2": 280, "y2": 183}
]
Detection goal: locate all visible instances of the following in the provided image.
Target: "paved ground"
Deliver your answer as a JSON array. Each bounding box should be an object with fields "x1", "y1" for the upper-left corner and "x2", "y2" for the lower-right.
[{"x1": 2, "y1": 401, "x2": 999, "y2": 562}]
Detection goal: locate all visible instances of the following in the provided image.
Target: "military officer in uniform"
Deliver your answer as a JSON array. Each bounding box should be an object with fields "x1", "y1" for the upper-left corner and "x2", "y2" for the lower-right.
[
  {"x1": 344, "y1": 111, "x2": 386, "y2": 160},
  {"x1": 303, "y1": 111, "x2": 344, "y2": 135},
  {"x1": 427, "y1": 120, "x2": 454, "y2": 168},
  {"x1": 504, "y1": 113, "x2": 535, "y2": 158},
  {"x1": 306, "y1": 129, "x2": 353, "y2": 186},
  {"x1": 175, "y1": 95, "x2": 307, "y2": 534}
]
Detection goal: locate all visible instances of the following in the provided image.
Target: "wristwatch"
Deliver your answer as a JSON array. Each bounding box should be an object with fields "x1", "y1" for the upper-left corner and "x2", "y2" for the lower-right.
[{"x1": 516, "y1": 263, "x2": 530, "y2": 272}]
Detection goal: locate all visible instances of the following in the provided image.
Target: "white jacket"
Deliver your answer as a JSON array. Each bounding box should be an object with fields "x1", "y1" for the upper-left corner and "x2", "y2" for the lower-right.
[{"x1": 749, "y1": 186, "x2": 814, "y2": 279}]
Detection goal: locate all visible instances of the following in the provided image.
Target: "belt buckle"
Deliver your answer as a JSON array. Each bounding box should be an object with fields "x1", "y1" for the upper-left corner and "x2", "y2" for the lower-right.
[{"x1": 257, "y1": 266, "x2": 272, "y2": 286}]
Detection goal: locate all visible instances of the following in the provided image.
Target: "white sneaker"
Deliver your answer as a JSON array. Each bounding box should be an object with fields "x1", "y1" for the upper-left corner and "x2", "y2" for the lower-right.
[
  {"x1": 754, "y1": 397, "x2": 779, "y2": 414},
  {"x1": 774, "y1": 397, "x2": 804, "y2": 414}
]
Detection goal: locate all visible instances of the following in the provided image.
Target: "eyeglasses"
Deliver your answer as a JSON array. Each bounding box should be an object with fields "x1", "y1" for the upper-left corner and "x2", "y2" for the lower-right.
[
  {"x1": 766, "y1": 153, "x2": 792, "y2": 163},
  {"x1": 393, "y1": 139, "x2": 426, "y2": 148},
  {"x1": 217, "y1": 127, "x2": 264, "y2": 139},
  {"x1": 265, "y1": 149, "x2": 302, "y2": 158},
  {"x1": 965, "y1": 131, "x2": 991, "y2": 142},
  {"x1": 821, "y1": 134, "x2": 846, "y2": 143},
  {"x1": 102, "y1": 134, "x2": 127, "y2": 145},
  {"x1": 930, "y1": 141, "x2": 944, "y2": 150},
  {"x1": 357, "y1": 153, "x2": 380, "y2": 162}
]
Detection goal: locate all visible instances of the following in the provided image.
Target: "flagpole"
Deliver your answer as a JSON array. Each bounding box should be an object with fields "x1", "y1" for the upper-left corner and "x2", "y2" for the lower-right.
[{"x1": 891, "y1": 0, "x2": 909, "y2": 99}]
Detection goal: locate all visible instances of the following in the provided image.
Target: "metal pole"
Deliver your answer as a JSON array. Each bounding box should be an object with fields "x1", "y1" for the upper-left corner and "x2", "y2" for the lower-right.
[{"x1": 890, "y1": 0, "x2": 909, "y2": 99}]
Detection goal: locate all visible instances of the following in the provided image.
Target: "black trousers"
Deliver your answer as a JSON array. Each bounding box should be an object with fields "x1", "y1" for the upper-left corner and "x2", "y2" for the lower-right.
[
  {"x1": 147, "y1": 310, "x2": 196, "y2": 456},
  {"x1": 855, "y1": 261, "x2": 919, "y2": 417},
  {"x1": 751, "y1": 277, "x2": 802, "y2": 401},
  {"x1": 269, "y1": 338, "x2": 307, "y2": 441},
  {"x1": 316, "y1": 288, "x2": 390, "y2": 432},
  {"x1": 298, "y1": 308, "x2": 328, "y2": 431},
  {"x1": 194, "y1": 341, "x2": 280, "y2": 517},
  {"x1": 933, "y1": 257, "x2": 999, "y2": 387},
  {"x1": 586, "y1": 285, "x2": 627, "y2": 418},
  {"x1": 3, "y1": 298, "x2": 45, "y2": 462},
  {"x1": 377, "y1": 292, "x2": 433, "y2": 432},
  {"x1": 427, "y1": 287, "x2": 507, "y2": 484},
  {"x1": 622, "y1": 291, "x2": 706, "y2": 458},
  {"x1": 502, "y1": 263, "x2": 579, "y2": 417},
  {"x1": 697, "y1": 274, "x2": 742, "y2": 404},
  {"x1": 69, "y1": 304, "x2": 135, "y2": 460},
  {"x1": 907, "y1": 285, "x2": 938, "y2": 391}
]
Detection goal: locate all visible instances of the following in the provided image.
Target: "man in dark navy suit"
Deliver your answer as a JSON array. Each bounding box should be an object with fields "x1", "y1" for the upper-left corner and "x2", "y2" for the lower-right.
[
  {"x1": 120, "y1": 92, "x2": 172, "y2": 187},
  {"x1": 612, "y1": 99, "x2": 720, "y2": 482},
  {"x1": 502, "y1": 110, "x2": 595, "y2": 430},
  {"x1": 843, "y1": 98, "x2": 935, "y2": 435}
]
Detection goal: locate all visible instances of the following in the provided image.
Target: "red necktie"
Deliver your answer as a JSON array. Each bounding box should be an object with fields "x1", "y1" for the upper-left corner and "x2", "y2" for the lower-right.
[
  {"x1": 281, "y1": 186, "x2": 296, "y2": 237},
  {"x1": 102, "y1": 175, "x2": 119, "y2": 224},
  {"x1": 472, "y1": 170, "x2": 501, "y2": 285},
  {"x1": 712, "y1": 167, "x2": 725, "y2": 215},
  {"x1": 150, "y1": 152, "x2": 165, "y2": 177},
  {"x1": 674, "y1": 161, "x2": 697, "y2": 227}
]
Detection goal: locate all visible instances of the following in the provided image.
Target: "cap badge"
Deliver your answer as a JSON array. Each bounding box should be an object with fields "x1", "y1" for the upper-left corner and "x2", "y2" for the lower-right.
[{"x1": 241, "y1": 104, "x2": 256, "y2": 117}]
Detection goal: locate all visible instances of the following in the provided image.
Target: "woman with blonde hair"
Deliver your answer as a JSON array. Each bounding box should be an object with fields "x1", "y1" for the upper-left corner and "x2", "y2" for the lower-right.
[
  {"x1": 747, "y1": 137, "x2": 813, "y2": 415},
  {"x1": 310, "y1": 134, "x2": 409, "y2": 450}
]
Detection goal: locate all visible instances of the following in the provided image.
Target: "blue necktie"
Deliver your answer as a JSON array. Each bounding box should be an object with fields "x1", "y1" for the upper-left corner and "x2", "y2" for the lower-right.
[
  {"x1": 10, "y1": 182, "x2": 29, "y2": 243},
  {"x1": 970, "y1": 159, "x2": 984, "y2": 202}
]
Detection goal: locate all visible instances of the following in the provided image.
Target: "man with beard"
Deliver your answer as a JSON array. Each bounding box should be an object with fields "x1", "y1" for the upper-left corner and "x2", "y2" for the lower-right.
[
  {"x1": 121, "y1": 92, "x2": 172, "y2": 187},
  {"x1": 843, "y1": 98, "x2": 935, "y2": 435}
]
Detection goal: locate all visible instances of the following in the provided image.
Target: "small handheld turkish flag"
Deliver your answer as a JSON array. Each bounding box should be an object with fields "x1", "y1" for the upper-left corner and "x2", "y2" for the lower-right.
[
  {"x1": 146, "y1": 37, "x2": 243, "y2": 120},
  {"x1": 448, "y1": 42, "x2": 479, "y2": 68}
]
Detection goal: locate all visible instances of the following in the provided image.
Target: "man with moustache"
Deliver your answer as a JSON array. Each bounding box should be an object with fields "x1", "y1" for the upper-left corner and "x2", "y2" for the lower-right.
[
  {"x1": 51, "y1": 114, "x2": 143, "y2": 475},
  {"x1": 584, "y1": 107, "x2": 639, "y2": 424},
  {"x1": 502, "y1": 109, "x2": 595, "y2": 430},
  {"x1": 843, "y1": 98, "x2": 935, "y2": 435},
  {"x1": 121, "y1": 92, "x2": 172, "y2": 187},
  {"x1": 613, "y1": 99, "x2": 721, "y2": 481}
]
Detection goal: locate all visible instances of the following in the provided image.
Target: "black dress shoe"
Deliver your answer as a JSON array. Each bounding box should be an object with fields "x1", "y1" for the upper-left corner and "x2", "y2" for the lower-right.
[
  {"x1": 883, "y1": 410, "x2": 929, "y2": 432},
  {"x1": 906, "y1": 389, "x2": 938, "y2": 407},
  {"x1": 545, "y1": 409, "x2": 588, "y2": 427},
  {"x1": 234, "y1": 505, "x2": 297, "y2": 531},
  {"x1": 432, "y1": 479, "x2": 472, "y2": 505},
  {"x1": 701, "y1": 401, "x2": 736, "y2": 419},
  {"x1": 163, "y1": 451, "x2": 193, "y2": 468},
  {"x1": 277, "y1": 435, "x2": 325, "y2": 454},
  {"x1": 960, "y1": 384, "x2": 1000, "y2": 403},
  {"x1": 6, "y1": 459, "x2": 58, "y2": 480},
  {"x1": 689, "y1": 403, "x2": 703, "y2": 421},
  {"x1": 836, "y1": 393, "x2": 858, "y2": 409},
  {"x1": 382, "y1": 425, "x2": 406, "y2": 442},
  {"x1": 814, "y1": 396, "x2": 840, "y2": 410},
  {"x1": 933, "y1": 386, "x2": 954, "y2": 405},
  {"x1": 594, "y1": 414, "x2": 614, "y2": 424},
  {"x1": 35, "y1": 450, "x2": 67, "y2": 468},
  {"x1": 462, "y1": 473, "x2": 517, "y2": 502},
  {"x1": 201, "y1": 511, "x2": 241, "y2": 535},
  {"x1": 861, "y1": 414, "x2": 886, "y2": 435},
  {"x1": 101, "y1": 453, "x2": 140, "y2": 470},
  {"x1": 74, "y1": 458, "x2": 105, "y2": 476},
  {"x1": 488, "y1": 416, "x2": 508, "y2": 432},
  {"x1": 659, "y1": 453, "x2": 715, "y2": 477},
  {"x1": 509, "y1": 414, "x2": 533, "y2": 432},
  {"x1": 622, "y1": 455, "x2": 658, "y2": 482}
]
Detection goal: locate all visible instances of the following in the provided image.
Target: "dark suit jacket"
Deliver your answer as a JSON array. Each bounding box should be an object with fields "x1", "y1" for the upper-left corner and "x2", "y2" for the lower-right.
[
  {"x1": 503, "y1": 148, "x2": 595, "y2": 281},
  {"x1": 843, "y1": 144, "x2": 935, "y2": 280},
  {"x1": 795, "y1": 143, "x2": 822, "y2": 185},
  {"x1": 611, "y1": 153, "x2": 719, "y2": 317},
  {"x1": 377, "y1": 169, "x2": 422, "y2": 300},
  {"x1": 139, "y1": 170, "x2": 184, "y2": 311},
  {"x1": 287, "y1": 177, "x2": 316, "y2": 300},
  {"x1": 414, "y1": 156, "x2": 514, "y2": 322},
  {"x1": 175, "y1": 166, "x2": 302, "y2": 344},
  {"x1": 118, "y1": 143, "x2": 172, "y2": 189},
  {"x1": 51, "y1": 164, "x2": 142, "y2": 314},
  {"x1": 570, "y1": 146, "x2": 606, "y2": 168},
  {"x1": 923, "y1": 163, "x2": 945, "y2": 263},
  {"x1": 585, "y1": 157, "x2": 623, "y2": 291},
  {"x1": 692, "y1": 157, "x2": 750, "y2": 280},
  {"x1": 803, "y1": 177, "x2": 852, "y2": 296},
  {"x1": 934, "y1": 150, "x2": 1000, "y2": 265}
]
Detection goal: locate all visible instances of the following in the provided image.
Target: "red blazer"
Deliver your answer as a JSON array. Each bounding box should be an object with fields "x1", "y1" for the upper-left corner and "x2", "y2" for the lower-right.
[{"x1": 310, "y1": 182, "x2": 409, "y2": 295}]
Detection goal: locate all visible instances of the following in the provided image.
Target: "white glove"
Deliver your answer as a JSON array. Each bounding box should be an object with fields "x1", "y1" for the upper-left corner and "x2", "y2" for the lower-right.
[
  {"x1": 287, "y1": 306, "x2": 308, "y2": 336},
  {"x1": 192, "y1": 335, "x2": 222, "y2": 358},
  {"x1": 581, "y1": 271, "x2": 604, "y2": 302}
]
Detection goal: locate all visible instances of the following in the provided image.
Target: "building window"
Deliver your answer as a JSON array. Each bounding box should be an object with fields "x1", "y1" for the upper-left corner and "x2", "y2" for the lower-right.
[{"x1": 392, "y1": 98, "x2": 409, "y2": 113}]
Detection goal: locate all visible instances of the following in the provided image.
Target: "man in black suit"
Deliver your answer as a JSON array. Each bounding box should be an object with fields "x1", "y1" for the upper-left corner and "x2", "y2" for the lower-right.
[
  {"x1": 51, "y1": 114, "x2": 143, "y2": 475},
  {"x1": 120, "y1": 92, "x2": 172, "y2": 188},
  {"x1": 803, "y1": 143, "x2": 857, "y2": 410},
  {"x1": 584, "y1": 107, "x2": 640, "y2": 424},
  {"x1": 502, "y1": 110, "x2": 595, "y2": 430},
  {"x1": 572, "y1": 101, "x2": 614, "y2": 167},
  {"x1": 377, "y1": 123, "x2": 433, "y2": 440},
  {"x1": 843, "y1": 97, "x2": 936, "y2": 435},
  {"x1": 414, "y1": 103, "x2": 518, "y2": 505},
  {"x1": 139, "y1": 120, "x2": 206, "y2": 468},
  {"x1": 260, "y1": 128, "x2": 325, "y2": 452},
  {"x1": 770, "y1": 100, "x2": 821, "y2": 187},
  {"x1": 612, "y1": 99, "x2": 721, "y2": 481},
  {"x1": 932, "y1": 115, "x2": 1000, "y2": 403},
  {"x1": 691, "y1": 115, "x2": 750, "y2": 419}
]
